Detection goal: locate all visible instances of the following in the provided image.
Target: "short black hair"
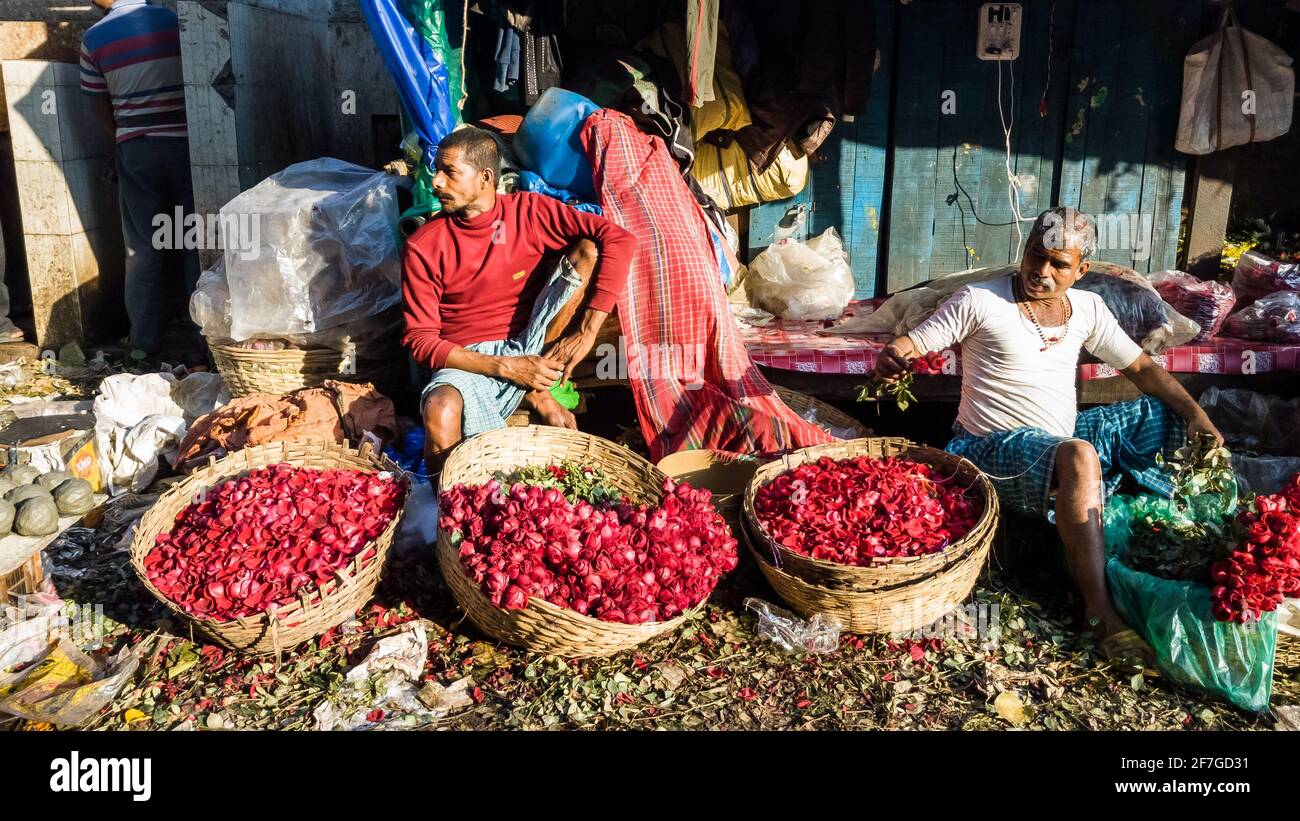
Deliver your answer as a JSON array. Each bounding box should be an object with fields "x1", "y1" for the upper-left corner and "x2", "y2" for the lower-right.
[{"x1": 437, "y1": 127, "x2": 502, "y2": 181}]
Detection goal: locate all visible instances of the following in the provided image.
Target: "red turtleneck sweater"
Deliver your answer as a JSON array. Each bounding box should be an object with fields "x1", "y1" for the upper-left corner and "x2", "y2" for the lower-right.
[{"x1": 401, "y1": 192, "x2": 635, "y2": 370}]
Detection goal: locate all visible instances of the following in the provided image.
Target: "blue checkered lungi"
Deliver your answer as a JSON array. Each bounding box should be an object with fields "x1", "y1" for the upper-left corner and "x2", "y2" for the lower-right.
[
  {"x1": 945, "y1": 396, "x2": 1185, "y2": 519},
  {"x1": 421, "y1": 257, "x2": 582, "y2": 438}
]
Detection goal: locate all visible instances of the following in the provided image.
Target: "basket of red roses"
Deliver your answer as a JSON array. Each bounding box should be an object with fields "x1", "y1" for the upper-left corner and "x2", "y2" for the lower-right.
[
  {"x1": 742, "y1": 437, "x2": 997, "y2": 634},
  {"x1": 437, "y1": 426, "x2": 740, "y2": 658}
]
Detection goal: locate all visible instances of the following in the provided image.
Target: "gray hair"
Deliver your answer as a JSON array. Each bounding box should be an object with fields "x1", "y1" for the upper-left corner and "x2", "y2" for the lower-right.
[{"x1": 1031, "y1": 207, "x2": 1098, "y2": 260}]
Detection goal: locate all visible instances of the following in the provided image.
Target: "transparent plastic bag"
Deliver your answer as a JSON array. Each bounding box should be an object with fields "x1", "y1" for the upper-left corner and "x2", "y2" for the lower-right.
[
  {"x1": 1103, "y1": 495, "x2": 1276, "y2": 712},
  {"x1": 746, "y1": 227, "x2": 855, "y2": 321},
  {"x1": 744, "y1": 597, "x2": 842, "y2": 654},
  {"x1": 1198, "y1": 386, "x2": 1300, "y2": 455},
  {"x1": 1075, "y1": 266, "x2": 1200, "y2": 353},
  {"x1": 0, "y1": 639, "x2": 140, "y2": 727},
  {"x1": 1231, "y1": 250, "x2": 1300, "y2": 306},
  {"x1": 1149, "y1": 271, "x2": 1236, "y2": 343},
  {"x1": 1222, "y1": 290, "x2": 1300, "y2": 343},
  {"x1": 220, "y1": 158, "x2": 406, "y2": 342}
]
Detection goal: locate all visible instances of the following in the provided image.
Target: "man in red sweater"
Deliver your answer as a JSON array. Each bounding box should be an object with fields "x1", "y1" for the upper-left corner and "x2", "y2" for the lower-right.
[{"x1": 403, "y1": 128, "x2": 636, "y2": 473}]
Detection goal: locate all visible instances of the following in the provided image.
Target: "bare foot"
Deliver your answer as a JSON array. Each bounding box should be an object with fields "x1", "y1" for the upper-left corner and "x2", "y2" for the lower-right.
[{"x1": 523, "y1": 389, "x2": 577, "y2": 430}]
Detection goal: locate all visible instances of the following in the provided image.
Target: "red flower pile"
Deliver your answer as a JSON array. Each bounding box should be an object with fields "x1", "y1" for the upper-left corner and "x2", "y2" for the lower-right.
[
  {"x1": 439, "y1": 476, "x2": 738, "y2": 624},
  {"x1": 144, "y1": 464, "x2": 406, "y2": 621},
  {"x1": 1210, "y1": 474, "x2": 1300, "y2": 623},
  {"x1": 910, "y1": 350, "x2": 947, "y2": 375},
  {"x1": 753, "y1": 455, "x2": 980, "y2": 565}
]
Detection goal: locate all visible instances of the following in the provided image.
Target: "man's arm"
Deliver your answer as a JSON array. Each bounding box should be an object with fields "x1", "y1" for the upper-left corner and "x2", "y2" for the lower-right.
[
  {"x1": 89, "y1": 94, "x2": 115, "y2": 136},
  {"x1": 875, "y1": 287, "x2": 979, "y2": 381},
  {"x1": 79, "y1": 45, "x2": 114, "y2": 135},
  {"x1": 1120, "y1": 354, "x2": 1223, "y2": 443}
]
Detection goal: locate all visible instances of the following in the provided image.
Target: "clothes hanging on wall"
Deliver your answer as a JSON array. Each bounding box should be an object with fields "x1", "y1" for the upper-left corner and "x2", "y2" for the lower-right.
[
  {"x1": 492, "y1": 0, "x2": 565, "y2": 105},
  {"x1": 686, "y1": 0, "x2": 721, "y2": 107}
]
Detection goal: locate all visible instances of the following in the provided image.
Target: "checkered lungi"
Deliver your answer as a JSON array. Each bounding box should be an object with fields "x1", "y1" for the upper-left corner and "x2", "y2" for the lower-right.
[
  {"x1": 945, "y1": 396, "x2": 1186, "y2": 519},
  {"x1": 421, "y1": 257, "x2": 581, "y2": 438}
]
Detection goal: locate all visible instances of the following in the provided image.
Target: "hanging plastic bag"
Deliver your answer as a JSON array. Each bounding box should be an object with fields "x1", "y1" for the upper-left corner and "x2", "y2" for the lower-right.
[
  {"x1": 1222, "y1": 290, "x2": 1300, "y2": 343},
  {"x1": 1075, "y1": 266, "x2": 1201, "y2": 353},
  {"x1": 219, "y1": 158, "x2": 406, "y2": 343},
  {"x1": 1149, "y1": 271, "x2": 1236, "y2": 343},
  {"x1": 1175, "y1": 7, "x2": 1294, "y2": 155},
  {"x1": 747, "y1": 227, "x2": 855, "y2": 321},
  {"x1": 1231, "y1": 250, "x2": 1300, "y2": 307},
  {"x1": 1103, "y1": 495, "x2": 1276, "y2": 712}
]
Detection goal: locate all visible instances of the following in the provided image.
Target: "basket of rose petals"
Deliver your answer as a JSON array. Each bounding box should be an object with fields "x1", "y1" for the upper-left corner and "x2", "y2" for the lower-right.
[
  {"x1": 131, "y1": 440, "x2": 408, "y2": 655},
  {"x1": 437, "y1": 426, "x2": 739, "y2": 657},
  {"x1": 742, "y1": 437, "x2": 997, "y2": 633}
]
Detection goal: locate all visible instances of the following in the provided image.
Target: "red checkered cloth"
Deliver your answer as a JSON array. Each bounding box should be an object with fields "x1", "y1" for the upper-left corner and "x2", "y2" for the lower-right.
[{"x1": 582, "y1": 110, "x2": 834, "y2": 461}]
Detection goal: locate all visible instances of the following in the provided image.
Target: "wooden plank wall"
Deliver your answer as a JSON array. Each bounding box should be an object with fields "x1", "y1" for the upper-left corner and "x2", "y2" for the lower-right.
[{"x1": 748, "y1": 0, "x2": 1203, "y2": 297}]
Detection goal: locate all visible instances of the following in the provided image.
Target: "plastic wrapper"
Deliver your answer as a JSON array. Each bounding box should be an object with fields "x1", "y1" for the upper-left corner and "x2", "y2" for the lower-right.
[
  {"x1": 1231, "y1": 454, "x2": 1300, "y2": 497},
  {"x1": 746, "y1": 227, "x2": 855, "y2": 321},
  {"x1": 1103, "y1": 494, "x2": 1276, "y2": 712},
  {"x1": 0, "y1": 639, "x2": 141, "y2": 727},
  {"x1": 1075, "y1": 266, "x2": 1201, "y2": 353},
  {"x1": 1231, "y1": 250, "x2": 1300, "y2": 307},
  {"x1": 1198, "y1": 386, "x2": 1300, "y2": 455},
  {"x1": 219, "y1": 158, "x2": 405, "y2": 342},
  {"x1": 1221, "y1": 290, "x2": 1300, "y2": 343},
  {"x1": 1149, "y1": 271, "x2": 1236, "y2": 343},
  {"x1": 744, "y1": 597, "x2": 842, "y2": 654}
]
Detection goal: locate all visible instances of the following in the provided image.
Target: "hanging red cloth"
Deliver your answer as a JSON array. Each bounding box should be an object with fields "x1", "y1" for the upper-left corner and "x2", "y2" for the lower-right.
[{"x1": 581, "y1": 109, "x2": 834, "y2": 461}]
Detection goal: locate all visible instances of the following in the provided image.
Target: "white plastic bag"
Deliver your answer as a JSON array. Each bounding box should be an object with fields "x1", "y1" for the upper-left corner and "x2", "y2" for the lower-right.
[
  {"x1": 220, "y1": 158, "x2": 406, "y2": 342},
  {"x1": 746, "y1": 227, "x2": 855, "y2": 321},
  {"x1": 1175, "y1": 8, "x2": 1294, "y2": 155}
]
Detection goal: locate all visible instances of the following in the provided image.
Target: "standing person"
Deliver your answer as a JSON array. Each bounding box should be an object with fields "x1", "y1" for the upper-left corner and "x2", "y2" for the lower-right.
[
  {"x1": 875, "y1": 207, "x2": 1224, "y2": 674},
  {"x1": 0, "y1": 221, "x2": 23, "y2": 342},
  {"x1": 402, "y1": 127, "x2": 637, "y2": 475},
  {"x1": 80, "y1": 0, "x2": 200, "y2": 361}
]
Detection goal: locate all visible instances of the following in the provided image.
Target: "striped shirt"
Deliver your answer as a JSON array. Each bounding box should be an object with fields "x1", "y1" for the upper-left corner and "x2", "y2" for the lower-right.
[{"x1": 80, "y1": 0, "x2": 187, "y2": 143}]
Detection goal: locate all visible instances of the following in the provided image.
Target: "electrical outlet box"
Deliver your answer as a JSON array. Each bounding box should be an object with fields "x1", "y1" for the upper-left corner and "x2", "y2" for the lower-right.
[{"x1": 977, "y1": 3, "x2": 1022, "y2": 61}]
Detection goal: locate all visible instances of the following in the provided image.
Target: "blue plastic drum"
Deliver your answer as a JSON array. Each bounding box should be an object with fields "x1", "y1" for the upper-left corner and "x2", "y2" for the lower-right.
[{"x1": 514, "y1": 88, "x2": 600, "y2": 202}]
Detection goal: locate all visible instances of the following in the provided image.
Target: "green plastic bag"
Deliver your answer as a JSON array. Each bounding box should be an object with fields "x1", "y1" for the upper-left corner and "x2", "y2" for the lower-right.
[
  {"x1": 402, "y1": 0, "x2": 465, "y2": 216},
  {"x1": 1104, "y1": 494, "x2": 1277, "y2": 712}
]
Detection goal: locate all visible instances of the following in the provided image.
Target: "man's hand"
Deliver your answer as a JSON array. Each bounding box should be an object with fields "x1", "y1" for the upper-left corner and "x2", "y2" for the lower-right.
[
  {"x1": 1186, "y1": 412, "x2": 1225, "y2": 446},
  {"x1": 545, "y1": 330, "x2": 598, "y2": 384},
  {"x1": 497, "y1": 355, "x2": 564, "y2": 391},
  {"x1": 875, "y1": 337, "x2": 917, "y2": 382}
]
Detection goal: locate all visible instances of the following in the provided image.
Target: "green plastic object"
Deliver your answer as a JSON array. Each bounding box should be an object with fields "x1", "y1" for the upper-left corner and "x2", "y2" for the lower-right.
[
  {"x1": 401, "y1": 0, "x2": 464, "y2": 217},
  {"x1": 1103, "y1": 494, "x2": 1276, "y2": 712},
  {"x1": 550, "y1": 380, "x2": 580, "y2": 411}
]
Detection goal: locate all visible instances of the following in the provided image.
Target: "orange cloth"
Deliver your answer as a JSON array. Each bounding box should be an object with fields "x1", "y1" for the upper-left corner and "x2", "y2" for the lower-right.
[{"x1": 175, "y1": 381, "x2": 396, "y2": 469}]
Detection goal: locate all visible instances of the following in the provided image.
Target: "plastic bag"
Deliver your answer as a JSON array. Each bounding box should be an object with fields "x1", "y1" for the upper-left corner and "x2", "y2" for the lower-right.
[
  {"x1": 1149, "y1": 271, "x2": 1236, "y2": 343},
  {"x1": 744, "y1": 598, "x2": 842, "y2": 654},
  {"x1": 1222, "y1": 290, "x2": 1300, "y2": 343},
  {"x1": 1198, "y1": 386, "x2": 1300, "y2": 455},
  {"x1": 1231, "y1": 250, "x2": 1300, "y2": 307},
  {"x1": 1103, "y1": 495, "x2": 1276, "y2": 712},
  {"x1": 0, "y1": 639, "x2": 140, "y2": 726},
  {"x1": 1074, "y1": 266, "x2": 1201, "y2": 353},
  {"x1": 746, "y1": 228, "x2": 855, "y2": 321},
  {"x1": 219, "y1": 158, "x2": 405, "y2": 342},
  {"x1": 1175, "y1": 9, "x2": 1294, "y2": 156},
  {"x1": 1231, "y1": 454, "x2": 1300, "y2": 497},
  {"x1": 189, "y1": 258, "x2": 231, "y2": 341}
]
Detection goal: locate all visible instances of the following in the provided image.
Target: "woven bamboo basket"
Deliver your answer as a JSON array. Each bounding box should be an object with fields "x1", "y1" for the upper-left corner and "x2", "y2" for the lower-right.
[
  {"x1": 772, "y1": 386, "x2": 871, "y2": 439},
  {"x1": 742, "y1": 437, "x2": 998, "y2": 633},
  {"x1": 437, "y1": 425, "x2": 700, "y2": 657},
  {"x1": 1278, "y1": 630, "x2": 1300, "y2": 672},
  {"x1": 211, "y1": 338, "x2": 406, "y2": 399},
  {"x1": 129, "y1": 440, "x2": 408, "y2": 655}
]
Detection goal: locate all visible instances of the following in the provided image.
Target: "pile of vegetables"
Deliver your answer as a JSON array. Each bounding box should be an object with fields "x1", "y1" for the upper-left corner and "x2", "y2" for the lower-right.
[
  {"x1": 439, "y1": 463, "x2": 738, "y2": 625},
  {"x1": 1210, "y1": 474, "x2": 1300, "y2": 624},
  {"x1": 143, "y1": 464, "x2": 406, "y2": 621},
  {"x1": 753, "y1": 455, "x2": 980, "y2": 565},
  {"x1": 0, "y1": 464, "x2": 95, "y2": 537}
]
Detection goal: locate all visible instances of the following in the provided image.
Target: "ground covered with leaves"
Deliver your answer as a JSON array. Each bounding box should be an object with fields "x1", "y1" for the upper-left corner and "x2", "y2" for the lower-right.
[{"x1": 11, "y1": 504, "x2": 1296, "y2": 732}]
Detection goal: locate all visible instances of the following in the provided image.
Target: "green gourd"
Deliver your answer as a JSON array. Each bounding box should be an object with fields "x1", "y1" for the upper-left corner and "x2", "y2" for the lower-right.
[
  {"x1": 38, "y1": 470, "x2": 74, "y2": 492},
  {"x1": 5, "y1": 464, "x2": 40, "y2": 486},
  {"x1": 14, "y1": 496, "x2": 58, "y2": 536},
  {"x1": 52, "y1": 478, "x2": 94, "y2": 516},
  {"x1": 0, "y1": 499, "x2": 13, "y2": 535},
  {"x1": 6, "y1": 483, "x2": 51, "y2": 506}
]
